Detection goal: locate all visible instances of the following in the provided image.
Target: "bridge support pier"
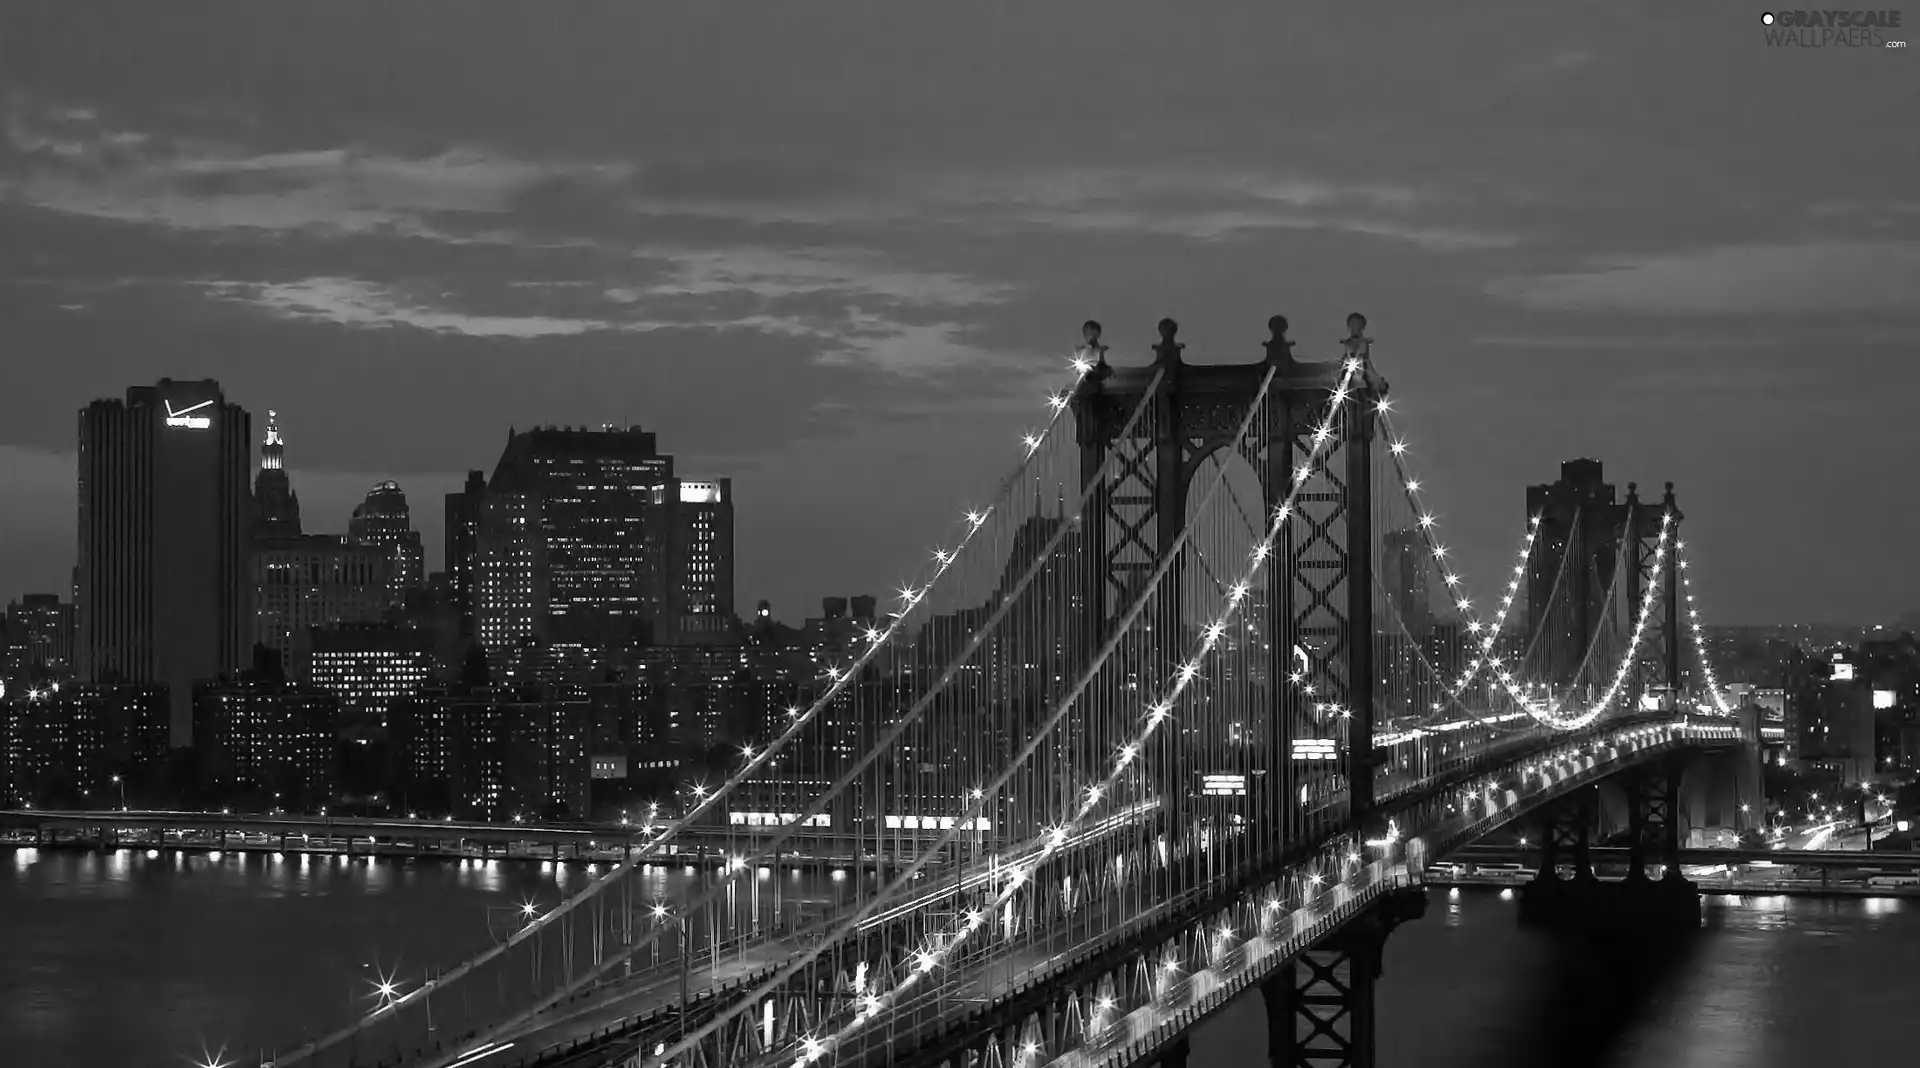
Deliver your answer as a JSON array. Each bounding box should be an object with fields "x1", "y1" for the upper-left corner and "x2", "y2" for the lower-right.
[
  {"x1": 1520, "y1": 763, "x2": 1700, "y2": 934},
  {"x1": 1262, "y1": 886, "x2": 1426, "y2": 1068}
]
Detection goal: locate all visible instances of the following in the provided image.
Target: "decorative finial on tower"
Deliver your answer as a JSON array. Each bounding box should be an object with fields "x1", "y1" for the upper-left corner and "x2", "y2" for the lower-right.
[
  {"x1": 1154, "y1": 318, "x2": 1183, "y2": 366},
  {"x1": 1079, "y1": 319, "x2": 1109, "y2": 366},
  {"x1": 1663, "y1": 481, "x2": 1676, "y2": 505},
  {"x1": 1264, "y1": 315, "x2": 1294, "y2": 365},
  {"x1": 260, "y1": 408, "x2": 285, "y2": 470},
  {"x1": 1342, "y1": 312, "x2": 1372, "y2": 362}
]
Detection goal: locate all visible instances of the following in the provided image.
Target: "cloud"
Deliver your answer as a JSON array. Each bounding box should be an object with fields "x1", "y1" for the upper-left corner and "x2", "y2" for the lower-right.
[
  {"x1": 626, "y1": 246, "x2": 1006, "y2": 307},
  {"x1": 201, "y1": 277, "x2": 645, "y2": 338},
  {"x1": 195, "y1": 274, "x2": 1024, "y2": 377},
  {"x1": 1485, "y1": 241, "x2": 1920, "y2": 313},
  {"x1": 5, "y1": 98, "x2": 1512, "y2": 256},
  {"x1": 2, "y1": 98, "x2": 615, "y2": 241}
]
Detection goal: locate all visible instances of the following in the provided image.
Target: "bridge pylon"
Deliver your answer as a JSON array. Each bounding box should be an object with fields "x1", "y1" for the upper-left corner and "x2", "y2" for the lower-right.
[
  {"x1": 1517, "y1": 756, "x2": 1701, "y2": 934},
  {"x1": 1069, "y1": 315, "x2": 1389, "y2": 862},
  {"x1": 1260, "y1": 886, "x2": 1426, "y2": 1068}
]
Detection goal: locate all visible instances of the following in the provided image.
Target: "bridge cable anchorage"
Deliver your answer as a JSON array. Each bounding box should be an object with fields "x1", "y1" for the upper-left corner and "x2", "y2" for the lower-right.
[
  {"x1": 755, "y1": 360, "x2": 1375, "y2": 1068},
  {"x1": 648, "y1": 352, "x2": 1327, "y2": 1068},
  {"x1": 1674, "y1": 537, "x2": 1736, "y2": 716},
  {"x1": 396, "y1": 358, "x2": 1173, "y2": 1068},
  {"x1": 267, "y1": 352, "x2": 1102, "y2": 1068}
]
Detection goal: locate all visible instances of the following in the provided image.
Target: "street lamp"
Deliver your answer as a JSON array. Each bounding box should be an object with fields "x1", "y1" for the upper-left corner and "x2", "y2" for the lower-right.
[
  {"x1": 651, "y1": 903, "x2": 690, "y2": 1044},
  {"x1": 111, "y1": 774, "x2": 127, "y2": 811}
]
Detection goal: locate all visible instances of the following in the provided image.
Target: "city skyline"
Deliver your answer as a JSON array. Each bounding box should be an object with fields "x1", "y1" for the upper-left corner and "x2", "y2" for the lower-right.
[{"x1": 3, "y1": 2, "x2": 1917, "y2": 628}]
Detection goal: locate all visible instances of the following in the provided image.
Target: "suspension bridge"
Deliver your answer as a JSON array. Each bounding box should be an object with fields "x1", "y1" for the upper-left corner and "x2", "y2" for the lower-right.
[{"x1": 254, "y1": 314, "x2": 1755, "y2": 1068}]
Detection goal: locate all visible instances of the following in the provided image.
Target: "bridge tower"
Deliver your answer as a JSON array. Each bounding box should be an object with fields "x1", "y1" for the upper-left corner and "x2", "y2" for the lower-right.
[
  {"x1": 1523, "y1": 460, "x2": 1629, "y2": 688},
  {"x1": 1626, "y1": 481, "x2": 1684, "y2": 702},
  {"x1": 1069, "y1": 316, "x2": 1388, "y2": 862}
]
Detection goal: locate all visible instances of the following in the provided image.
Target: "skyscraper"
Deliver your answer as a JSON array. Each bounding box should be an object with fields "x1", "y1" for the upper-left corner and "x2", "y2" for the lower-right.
[
  {"x1": 445, "y1": 469, "x2": 486, "y2": 633},
  {"x1": 78, "y1": 379, "x2": 253, "y2": 745},
  {"x1": 348, "y1": 481, "x2": 425, "y2": 605},
  {"x1": 250, "y1": 415, "x2": 390, "y2": 671},
  {"x1": 480, "y1": 426, "x2": 674, "y2": 661},
  {"x1": 252, "y1": 409, "x2": 301, "y2": 538},
  {"x1": 672, "y1": 478, "x2": 736, "y2": 644},
  {"x1": 1523, "y1": 459, "x2": 1628, "y2": 688}
]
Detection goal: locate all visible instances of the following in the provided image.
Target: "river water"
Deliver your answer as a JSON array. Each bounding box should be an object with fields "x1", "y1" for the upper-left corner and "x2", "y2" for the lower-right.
[{"x1": 4, "y1": 848, "x2": 1913, "y2": 1068}]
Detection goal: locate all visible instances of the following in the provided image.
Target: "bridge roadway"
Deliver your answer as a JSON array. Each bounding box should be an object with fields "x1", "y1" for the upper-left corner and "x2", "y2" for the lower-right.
[
  {"x1": 508, "y1": 723, "x2": 1610, "y2": 1066},
  {"x1": 872, "y1": 717, "x2": 1740, "y2": 1068},
  {"x1": 437, "y1": 806, "x2": 1164, "y2": 1066},
  {"x1": 447, "y1": 712, "x2": 1702, "y2": 1067}
]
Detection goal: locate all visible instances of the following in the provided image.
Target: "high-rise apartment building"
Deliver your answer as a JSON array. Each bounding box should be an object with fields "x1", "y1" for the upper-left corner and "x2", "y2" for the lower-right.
[
  {"x1": 348, "y1": 481, "x2": 425, "y2": 605},
  {"x1": 3, "y1": 594, "x2": 76, "y2": 685},
  {"x1": 78, "y1": 379, "x2": 253, "y2": 746},
  {"x1": 672, "y1": 479, "x2": 736, "y2": 644},
  {"x1": 192, "y1": 680, "x2": 338, "y2": 805},
  {"x1": 253, "y1": 409, "x2": 302, "y2": 538},
  {"x1": 304, "y1": 623, "x2": 435, "y2": 731}
]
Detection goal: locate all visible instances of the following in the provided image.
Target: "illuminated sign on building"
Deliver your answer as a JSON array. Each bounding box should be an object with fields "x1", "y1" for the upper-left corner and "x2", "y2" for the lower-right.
[
  {"x1": 163, "y1": 399, "x2": 213, "y2": 430},
  {"x1": 1201, "y1": 773, "x2": 1247, "y2": 796},
  {"x1": 1291, "y1": 738, "x2": 1338, "y2": 762},
  {"x1": 680, "y1": 482, "x2": 723, "y2": 504},
  {"x1": 1874, "y1": 689, "x2": 1897, "y2": 709},
  {"x1": 1832, "y1": 661, "x2": 1856, "y2": 681}
]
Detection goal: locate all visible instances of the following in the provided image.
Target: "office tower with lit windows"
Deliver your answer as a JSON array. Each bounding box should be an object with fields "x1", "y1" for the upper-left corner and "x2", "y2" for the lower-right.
[
  {"x1": 252, "y1": 409, "x2": 302, "y2": 538},
  {"x1": 479, "y1": 426, "x2": 675, "y2": 663},
  {"x1": 253, "y1": 536, "x2": 392, "y2": 673},
  {"x1": 348, "y1": 481, "x2": 425, "y2": 606},
  {"x1": 672, "y1": 478, "x2": 735, "y2": 644},
  {"x1": 78, "y1": 379, "x2": 253, "y2": 746},
  {"x1": 474, "y1": 492, "x2": 544, "y2": 661}
]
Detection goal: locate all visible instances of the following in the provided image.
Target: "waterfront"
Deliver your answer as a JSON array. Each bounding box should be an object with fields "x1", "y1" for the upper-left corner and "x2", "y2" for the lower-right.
[{"x1": 4, "y1": 849, "x2": 1918, "y2": 1068}]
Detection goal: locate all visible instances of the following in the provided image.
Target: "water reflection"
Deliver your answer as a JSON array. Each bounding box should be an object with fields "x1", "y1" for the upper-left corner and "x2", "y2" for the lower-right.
[{"x1": 6, "y1": 856, "x2": 1919, "y2": 1068}]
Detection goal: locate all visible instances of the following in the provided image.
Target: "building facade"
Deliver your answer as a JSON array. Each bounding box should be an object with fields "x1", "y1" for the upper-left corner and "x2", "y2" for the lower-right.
[
  {"x1": 253, "y1": 536, "x2": 392, "y2": 674},
  {"x1": 192, "y1": 681, "x2": 338, "y2": 806},
  {"x1": 304, "y1": 623, "x2": 435, "y2": 731},
  {"x1": 671, "y1": 478, "x2": 736, "y2": 644},
  {"x1": 3, "y1": 594, "x2": 75, "y2": 686},
  {"x1": 348, "y1": 481, "x2": 425, "y2": 606},
  {"x1": 78, "y1": 379, "x2": 253, "y2": 746}
]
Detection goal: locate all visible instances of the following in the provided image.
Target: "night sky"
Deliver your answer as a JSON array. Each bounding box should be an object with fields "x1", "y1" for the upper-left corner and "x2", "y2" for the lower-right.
[{"x1": 2, "y1": 2, "x2": 1914, "y2": 625}]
